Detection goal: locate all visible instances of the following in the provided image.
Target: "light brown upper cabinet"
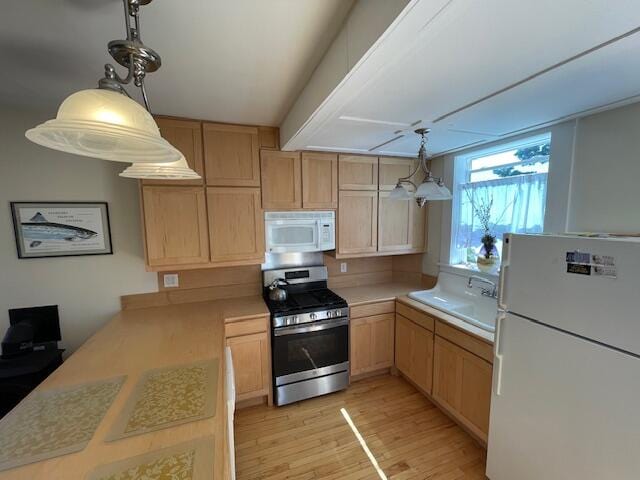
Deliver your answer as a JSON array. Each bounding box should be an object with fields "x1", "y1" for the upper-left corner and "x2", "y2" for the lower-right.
[
  {"x1": 338, "y1": 190, "x2": 378, "y2": 255},
  {"x1": 378, "y1": 192, "x2": 427, "y2": 253},
  {"x1": 338, "y1": 155, "x2": 378, "y2": 190},
  {"x1": 302, "y1": 152, "x2": 338, "y2": 209},
  {"x1": 203, "y1": 123, "x2": 260, "y2": 187},
  {"x1": 143, "y1": 117, "x2": 204, "y2": 186},
  {"x1": 142, "y1": 186, "x2": 210, "y2": 267},
  {"x1": 261, "y1": 150, "x2": 302, "y2": 209},
  {"x1": 258, "y1": 126, "x2": 280, "y2": 150},
  {"x1": 207, "y1": 187, "x2": 264, "y2": 264},
  {"x1": 378, "y1": 156, "x2": 418, "y2": 190}
]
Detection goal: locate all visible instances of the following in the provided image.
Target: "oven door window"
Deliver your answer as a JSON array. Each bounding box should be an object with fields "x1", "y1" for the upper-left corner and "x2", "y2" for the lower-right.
[{"x1": 272, "y1": 325, "x2": 348, "y2": 378}]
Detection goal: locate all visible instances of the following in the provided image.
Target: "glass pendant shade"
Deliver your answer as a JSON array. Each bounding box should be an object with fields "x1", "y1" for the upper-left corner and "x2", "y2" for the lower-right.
[
  {"x1": 436, "y1": 183, "x2": 453, "y2": 200},
  {"x1": 25, "y1": 89, "x2": 182, "y2": 164},
  {"x1": 119, "y1": 155, "x2": 201, "y2": 179},
  {"x1": 389, "y1": 184, "x2": 413, "y2": 201},
  {"x1": 415, "y1": 179, "x2": 442, "y2": 199}
]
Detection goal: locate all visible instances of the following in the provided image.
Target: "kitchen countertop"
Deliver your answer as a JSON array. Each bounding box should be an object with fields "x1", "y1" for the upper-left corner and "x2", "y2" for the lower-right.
[
  {"x1": 0, "y1": 296, "x2": 268, "y2": 480},
  {"x1": 333, "y1": 281, "x2": 424, "y2": 306},
  {"x1": 334, "y1": 282, "x2": 494, "y2": 344}
]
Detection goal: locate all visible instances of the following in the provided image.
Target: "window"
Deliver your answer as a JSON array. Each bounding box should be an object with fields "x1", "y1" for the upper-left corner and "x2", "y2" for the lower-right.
[{"x1": 450, "y1": 134, "x2": 551, "y2": 266}]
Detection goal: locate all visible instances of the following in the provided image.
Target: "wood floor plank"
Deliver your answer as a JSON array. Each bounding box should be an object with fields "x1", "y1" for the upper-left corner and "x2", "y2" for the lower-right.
[{"x1": 235, "y1": 375, "x2": 487, "y2": 479}]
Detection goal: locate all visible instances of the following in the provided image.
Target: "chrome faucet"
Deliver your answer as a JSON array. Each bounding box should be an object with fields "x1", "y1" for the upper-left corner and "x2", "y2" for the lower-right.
[{"x1": 467, "y1": 275, "x2": 498, "y2": 299}]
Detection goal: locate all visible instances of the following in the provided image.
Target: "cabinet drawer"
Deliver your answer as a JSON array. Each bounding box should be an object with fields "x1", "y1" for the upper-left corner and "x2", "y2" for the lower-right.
[
  {"x1": 225, "y1": 317, "x2": 268, "y2": 338},
  {"x1": 395, "y1": 302, "x2": 434, "y2": 332},
  {"x1": 435, "y1": 320, "x2": 493, "y2": 363},
  {"x1": 350, "y1": 301, "x2": 395, "y2": 319}
]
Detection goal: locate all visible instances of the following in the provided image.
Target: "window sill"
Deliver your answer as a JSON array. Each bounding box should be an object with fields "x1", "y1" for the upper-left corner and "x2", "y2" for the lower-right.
[{"x1": 438, "y1": 262, "x2": 500, "y2": 280}]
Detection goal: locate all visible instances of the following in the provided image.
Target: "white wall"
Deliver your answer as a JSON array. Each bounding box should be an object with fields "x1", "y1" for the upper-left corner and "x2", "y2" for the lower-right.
[
  {"x1": 0, "y1": 107, "x2": 157, "y2": 354},
  {"x1": 424, "y1": 100, "x2": 640, "y2": 274},
  {"x1": 569, "y1": 102, "x2": 640, "y2": 232}
]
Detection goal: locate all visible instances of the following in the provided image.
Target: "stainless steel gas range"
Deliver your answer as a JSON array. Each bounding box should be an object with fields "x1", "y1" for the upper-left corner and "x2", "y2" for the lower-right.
[{"x1": 263, "y1": 266, "x2": 349, "y2": 406}]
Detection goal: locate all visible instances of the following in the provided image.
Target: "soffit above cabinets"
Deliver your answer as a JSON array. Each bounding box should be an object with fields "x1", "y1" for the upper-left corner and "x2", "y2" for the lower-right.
[
  {"x1": 0, "y1": 0, "x2": 354, "y2": 126},
  {"x1": 281, "y1": 0, "x2": 640, "y2": 157}
]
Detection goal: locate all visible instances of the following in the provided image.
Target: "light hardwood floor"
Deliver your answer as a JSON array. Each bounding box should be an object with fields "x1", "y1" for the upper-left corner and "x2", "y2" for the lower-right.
[{"x1": 234, "y1": 374, "x2": 487, "y2": 479}]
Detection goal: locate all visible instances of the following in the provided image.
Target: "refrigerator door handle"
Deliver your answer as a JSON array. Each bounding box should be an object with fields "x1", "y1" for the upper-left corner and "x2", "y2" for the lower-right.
[
  {"x1": 493, "y1": 310, "x2": 506, "y2": 396},
  {"x1": 497, "y1": 235, "x2": 511, "y2": 310}
]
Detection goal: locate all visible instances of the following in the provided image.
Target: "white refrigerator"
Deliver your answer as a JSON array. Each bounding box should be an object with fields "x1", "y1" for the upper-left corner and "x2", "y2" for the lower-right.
[{"x1": 487, "y1": 233, "x2": 640, "y2": 480}]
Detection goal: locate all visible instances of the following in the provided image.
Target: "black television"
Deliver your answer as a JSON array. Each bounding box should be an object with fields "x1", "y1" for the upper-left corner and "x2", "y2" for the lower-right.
[{"x1": 8, "y1": 305, "x2": 61, "y2": 345}]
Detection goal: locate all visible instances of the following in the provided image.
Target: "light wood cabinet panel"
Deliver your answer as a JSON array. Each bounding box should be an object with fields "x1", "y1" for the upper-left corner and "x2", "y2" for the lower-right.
[
  {"x1": 433, "y1": 335, "x2": 493, "y2": 442},
  {"x1": 260, "y1": 150, "x2": 301, "y2": 209},
  {"x1": 338, "y1": 155, "x2": 378, "y2": 190},
  {"x1": 351, "y1": 313, "x2": 395, "y2": 376},
  {"x1": 379, "y1": 191, "x2": 412, "y2": 252},
  {"x1": 378, "y1": 157, "x2": 417, "y2": 191},
  {"x1": 207, "y1": 187, "x2": 264, "y2": 264},
  {"x1": 203, "y1": 123, "x2": 260, "y2": 186},
  {"x1": 378, "y1": 192, "x2": 427, "y2": 253},
  {"x1": 302, "y1": 152, "x2": 338, "y2": 209},
  {"x1": 143, "y1": 117, "x2": 203, "y2": 186},
  {"x1": 142, "y1": 186, "x2": 210, "y2": 267},
  {"x1": 226, "y1": 332, "x2": 270, "y2": 401},
  {"x1": 338, "y1": 190, "x2": 378, "y2": 255},
  {"x1": 258, "y1": 126, "x2": 280, "y2": 150},
  {"x1": 395, "y1": 313, "x2": 434, "y2": 394}
]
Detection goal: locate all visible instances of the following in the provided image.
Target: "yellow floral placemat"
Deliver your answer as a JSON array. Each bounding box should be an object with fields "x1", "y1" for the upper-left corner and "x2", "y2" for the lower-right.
[
  {"x1": 0, "y1": 376, "x2": 125, "y2": 472},
  {"x1": 107, "y1": 359, "x2": 218, "y2": 441},
  {"x1": 86, "y1": 436, "x2": 215, "y2": 480}
]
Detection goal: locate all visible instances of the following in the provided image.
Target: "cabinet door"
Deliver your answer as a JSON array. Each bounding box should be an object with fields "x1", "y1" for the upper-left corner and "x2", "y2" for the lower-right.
[
  {"x1": 302, "y1": 152, "x2": 338, "y2": 209},
  {"x1": 350, "y1": 317, "x2": 372, "y2": 376},
  {"x1": 144, "y1": 118, "x2": 203, "y2": 186},
  {"x1": 433, "y1": 335, "x2": 492, "y2": 440},
  {"x1": 411, "y1": 322, "x2": 434, "y2": 393},
  {"x1": 260, "y1": 150, "x2": 301, "y2": 209},
  {"x1": 207, "y1": 187, "x2": 264, "y2": 264},
  {"x1": 370, "y1": 313, "x2": 395, "y2": 370},
  {"x1": 226, "y1": 332, "x2": 270, "y2": 401},
  {"x1": 203, "y1": 123, "x2": 260, "y2": 186},
  {"x1": 395, "y1": 314, "x2": 412, "y2": 377},
  {"x1": 378, "y1": 157, "x2": 417, "y2": 191},
  {"x1": 378, "y1": 191, "x2": 412, "y2": 252},
  {"x1": 338, "y1": 155, "x2": 378, "y2": 190},
  {"x1": 258, "y1": 126, "x2": 279, "y2": 150},
  {"x1": 142, "y1": 186, "x2": 210, "y2": 267},
  {"x1": 338, "y1": 190, "x2": 378, "y2": 255}
]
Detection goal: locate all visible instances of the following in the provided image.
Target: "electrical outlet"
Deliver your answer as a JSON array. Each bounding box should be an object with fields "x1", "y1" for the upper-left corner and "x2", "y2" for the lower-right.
[
  {"x1": 163, "y1": 273, "x2": 179, "y2": 288},
  {"x1": 340, "y1": 262, "x2": 347, "y2": 273}
]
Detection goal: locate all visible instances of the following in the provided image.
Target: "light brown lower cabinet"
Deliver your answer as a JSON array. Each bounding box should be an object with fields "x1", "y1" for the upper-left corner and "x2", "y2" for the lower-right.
[
  {"x1": 395, "y1": 313, "x2": 434, "y2": 393},
  {"x1": 225, "y1": 318, "x2": 271, "y2": 404},
  {"x1": 432, "y1": 335, "x2": 493, "y2": 442},
  {"x1": 350, "y1": 313, "x2": 395, "y2": 376}
]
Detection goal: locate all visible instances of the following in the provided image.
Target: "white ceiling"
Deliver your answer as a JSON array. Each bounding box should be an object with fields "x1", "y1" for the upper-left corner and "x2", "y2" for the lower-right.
[
  {"x1": 0, "y1": 0, "x2": 354, "y2": 125},
  {"x1": 283, "y1": 0, "x2": 640, "y2": 156}
]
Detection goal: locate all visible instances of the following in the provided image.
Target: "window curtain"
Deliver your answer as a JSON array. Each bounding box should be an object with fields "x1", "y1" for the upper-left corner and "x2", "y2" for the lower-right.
[{"x1": 452, "y1": 173, "x2": 547, "y2": 264}]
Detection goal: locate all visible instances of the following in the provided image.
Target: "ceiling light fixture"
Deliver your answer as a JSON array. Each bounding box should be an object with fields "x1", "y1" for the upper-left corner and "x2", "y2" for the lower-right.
[
  {"x1": 25, "y1": 0, "x2": 198, "y2": 179},
  {"x1": 388, "y1": 128, "x2": 452, "y2": 207}
]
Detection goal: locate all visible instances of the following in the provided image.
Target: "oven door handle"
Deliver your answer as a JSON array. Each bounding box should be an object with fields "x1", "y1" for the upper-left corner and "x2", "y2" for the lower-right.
[{"x1": 273, "y1": 317, "x2": 349, "y2": 336}]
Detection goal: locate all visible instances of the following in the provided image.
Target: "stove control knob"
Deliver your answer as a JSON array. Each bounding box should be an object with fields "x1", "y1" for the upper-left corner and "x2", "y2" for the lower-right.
[
  {"x1": 327, "y1": 311, "x2": 333, "y2": 318},
  {"x1": 293, "y1": 316, "x2": 298, "y2": 324},
  {"x1": 335, "y1": 309, "x2": 341, "y2": 317},
  {"x1": 310, "y1": 313, "x2": 317, "y2": 320}
]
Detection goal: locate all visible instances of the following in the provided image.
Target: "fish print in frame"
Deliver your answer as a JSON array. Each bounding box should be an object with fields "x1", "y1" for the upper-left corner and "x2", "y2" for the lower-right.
[{"x1": 10, "y1": 202, "x2": 113, "y2": 258}]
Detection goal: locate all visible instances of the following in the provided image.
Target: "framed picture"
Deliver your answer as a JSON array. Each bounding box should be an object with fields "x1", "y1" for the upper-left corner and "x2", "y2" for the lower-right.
[{"x1": 10, "y1": 202, "x2": 113, "y2": 259}]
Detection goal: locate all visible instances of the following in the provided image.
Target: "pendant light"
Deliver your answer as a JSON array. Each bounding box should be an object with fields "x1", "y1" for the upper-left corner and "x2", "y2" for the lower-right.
[
  {"x1": 119, "y1": 156, "x2": 201, "y2": 180},
  {"x1": 390, "y1": 128, "x2": 452, "y2": 206},
  {"x1": 25, "y1": 0, "x2": 197, "y2": 179}
]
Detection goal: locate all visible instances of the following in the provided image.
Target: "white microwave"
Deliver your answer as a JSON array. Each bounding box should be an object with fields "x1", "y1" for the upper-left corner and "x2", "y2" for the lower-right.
[{"x1": 265, "y1": 211, "x2": 335, "y2": 253}]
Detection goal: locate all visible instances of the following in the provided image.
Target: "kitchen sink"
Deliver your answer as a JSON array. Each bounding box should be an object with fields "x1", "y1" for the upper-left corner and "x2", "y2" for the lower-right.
[{"x1": 408, "y1": 271, "x2": 498, "y2": 332}]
